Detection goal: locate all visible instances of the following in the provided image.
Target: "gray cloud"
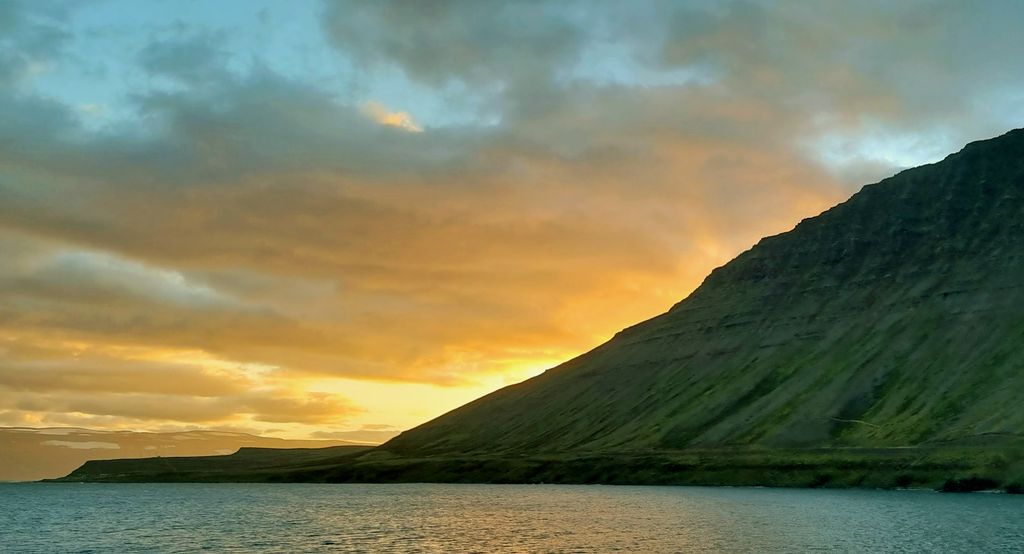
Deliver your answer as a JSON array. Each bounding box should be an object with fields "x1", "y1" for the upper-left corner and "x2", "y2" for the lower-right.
[
  {"x1": 138, "y1": 31, "x2": 230, "y2": 85},
  {"x1": 323, "y1": 0, "x2": 1024, "y2": 184},
  {"x1": 0, "y1": 1, "x2": 71, "y2": 87},
  {"x1": 324, "y1": 0, "x2": 585, "y2": 87}
]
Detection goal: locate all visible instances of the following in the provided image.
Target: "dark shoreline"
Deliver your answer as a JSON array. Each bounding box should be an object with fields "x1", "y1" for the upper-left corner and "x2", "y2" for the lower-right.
[{"x1": 49, "y1": 444, "x2": 1024, "y2": 494}]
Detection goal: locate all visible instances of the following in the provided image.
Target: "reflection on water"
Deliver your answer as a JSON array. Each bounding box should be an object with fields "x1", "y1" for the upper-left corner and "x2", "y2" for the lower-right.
[{"x1": 2, "y1": 483, "x2": 1023, "y2": 552}]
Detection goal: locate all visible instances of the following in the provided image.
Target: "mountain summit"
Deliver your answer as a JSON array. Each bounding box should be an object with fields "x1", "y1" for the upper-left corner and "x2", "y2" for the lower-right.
[{"x1": 382, "y1": 128, "x2": 1024, "y2": 457}]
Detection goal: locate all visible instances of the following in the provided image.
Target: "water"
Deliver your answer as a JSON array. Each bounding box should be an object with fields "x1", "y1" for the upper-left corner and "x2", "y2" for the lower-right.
[{"x1": 1, "y1": 484, "x2": 1022, "y2": 553}]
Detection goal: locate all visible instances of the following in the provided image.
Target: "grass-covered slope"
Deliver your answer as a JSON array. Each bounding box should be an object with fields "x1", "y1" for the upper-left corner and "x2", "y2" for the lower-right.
[{"x1": 381, "y1": 128, "x2": 1024, "y2": 457}]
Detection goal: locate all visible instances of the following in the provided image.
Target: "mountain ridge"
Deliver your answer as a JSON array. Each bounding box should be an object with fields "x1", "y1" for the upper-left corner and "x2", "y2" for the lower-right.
[{"x1": 379, "y1": 127, "x2": 1024, "y2": 456}]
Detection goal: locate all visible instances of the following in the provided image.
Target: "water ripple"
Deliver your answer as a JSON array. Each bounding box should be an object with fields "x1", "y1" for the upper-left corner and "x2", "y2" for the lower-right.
[{"x1": 1, "y1": 483, "x2": 1022, "y2": 552}]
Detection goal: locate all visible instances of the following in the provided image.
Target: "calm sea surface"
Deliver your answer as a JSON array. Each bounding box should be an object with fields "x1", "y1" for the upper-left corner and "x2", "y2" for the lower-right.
[{"x1": 1, "y1": 483, "x2": 1023, "y2": 552}]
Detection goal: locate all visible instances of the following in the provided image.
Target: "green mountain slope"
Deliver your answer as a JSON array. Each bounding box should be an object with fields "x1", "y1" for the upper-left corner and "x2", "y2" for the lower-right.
[{"x1": 381, "y1": 128, "x2": 1024, "y2": 457}]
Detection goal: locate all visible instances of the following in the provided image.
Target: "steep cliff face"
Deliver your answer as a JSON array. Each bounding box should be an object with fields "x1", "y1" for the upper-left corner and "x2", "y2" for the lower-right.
[{"x1": 382, "y1": 129, "x2": 1024, "y2": 456}]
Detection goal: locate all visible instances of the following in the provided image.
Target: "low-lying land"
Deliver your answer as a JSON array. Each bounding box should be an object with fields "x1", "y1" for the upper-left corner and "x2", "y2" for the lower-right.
[
  {"x1": 1, "y1": 427, "x2": 368, "y2": 482},
  {"x1": 51, "y1": 445, "x2": 371, "y2": 483},
  {"x1": 53, "y1": 439, "x2": 1024, "y2": 493}
]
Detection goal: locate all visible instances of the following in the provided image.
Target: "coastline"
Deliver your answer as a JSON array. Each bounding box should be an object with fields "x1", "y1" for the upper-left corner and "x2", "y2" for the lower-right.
[{"x1": 49, "y1": 444, "x2": 1024, "y2": 494}]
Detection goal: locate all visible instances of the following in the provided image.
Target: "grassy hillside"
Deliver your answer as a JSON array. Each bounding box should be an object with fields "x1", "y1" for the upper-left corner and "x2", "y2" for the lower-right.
[{"x1": 381, "y1": 128, "x2": 1024, "y2": 457}]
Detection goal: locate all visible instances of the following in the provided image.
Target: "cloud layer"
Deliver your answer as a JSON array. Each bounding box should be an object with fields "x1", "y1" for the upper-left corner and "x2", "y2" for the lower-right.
[{"x1": 1, "y1": 0, "x2": 1023, "y2": 437}]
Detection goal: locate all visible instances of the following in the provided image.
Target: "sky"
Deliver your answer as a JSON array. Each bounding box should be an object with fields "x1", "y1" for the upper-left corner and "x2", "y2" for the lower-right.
[{"x1": 2, "y1": 0, "x2": 1023, "y2": 443}]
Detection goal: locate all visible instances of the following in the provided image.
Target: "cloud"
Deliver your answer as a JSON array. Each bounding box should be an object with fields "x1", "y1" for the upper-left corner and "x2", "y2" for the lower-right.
[
  {"x1": 0, "y1": 358, "x2": 249, "y2": 398},
  {"x1": 323, "y1": 0, "x2": 1024, "y2": 183},
  {"x1": 0, "y1": 1, "x2": 70, "y2": 88},
  {"x1": 41, "y1": 440, "x2": 120, "y2": 450},
  {"x1": 323, "y1": 0, "x2": 585, "y2": 88},
  {"x1": 311, "y1": 427, "x2": 399, "y2": 444},
  {"x1": 647, "y1": 0, "x2": 1024, "y2": 178},
  {"x1": 0, "y1": 386, "x2": 358, "y2": 426},
  {"x1": 137, "y1": 31, "x2": 229, "y2": 85},
  {"x1": 2, "y1": 0, "x2": 1024, "y2": 433},
  {"x1": 361, "y1": 100, "x2": 423, "y2": 132}
]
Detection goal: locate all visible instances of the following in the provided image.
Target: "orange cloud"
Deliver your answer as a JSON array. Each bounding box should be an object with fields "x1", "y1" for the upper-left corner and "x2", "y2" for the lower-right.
[{"x1": 360, "y1": 101, "x2": 423, "y2": 132}]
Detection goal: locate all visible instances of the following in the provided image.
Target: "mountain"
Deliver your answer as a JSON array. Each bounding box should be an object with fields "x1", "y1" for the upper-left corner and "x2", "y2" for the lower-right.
[
  {"x1": 318, "y1": 128, "x2": 1024, "y2": 490},
  {"x1": 54, "y1": 129, "x2": 1024, "y2": 489},
  {"x1": 381, "y1": 128, "x2": 1024, "y2": 458},
  {"x1": 0, "y1": 427, "x2": 367, "y2": 481}
]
